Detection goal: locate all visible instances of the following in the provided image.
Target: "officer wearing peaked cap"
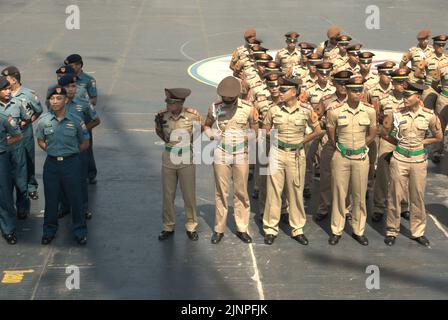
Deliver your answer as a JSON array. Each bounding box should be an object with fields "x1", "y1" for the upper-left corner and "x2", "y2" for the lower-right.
[
  {"x1": 358, "y1": 52, "x2": 379, "y2": 88},
  {"x1": 291, "y1": 42, "x2": 316, "y2": 81},
  {"x1": 0, "y1": 77, "x2": 23, "y2": 244},
  {"x1": 331, "y1": 35, "x2": 352, "y2": 72},
  {"x1": 155, "y1": 88, "x2": 204, "y2": 241},
  {"x1": 275, "y1": 32, "x2": 301, "y2": 71},
  {"x1": 36, "y1": 86, "x2": 90, "y2": 245},
  {"x1": 382, "y1": 82, "x2": 443, "y2": 247},
  {"x1": 204, "y1": 76, "x2": 259, "y2": 244},
  {"x1": 333, "y1": 43, "x2": 362, "y2": 75},
  {"x1": 230, "y1": 28, "x2": 258, "y2": 77}
]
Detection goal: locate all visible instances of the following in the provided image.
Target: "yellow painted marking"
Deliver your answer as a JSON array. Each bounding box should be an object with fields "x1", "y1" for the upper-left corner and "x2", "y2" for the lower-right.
[{"x1": 2, "y1": 270, "x2": 34, "y2": 284}]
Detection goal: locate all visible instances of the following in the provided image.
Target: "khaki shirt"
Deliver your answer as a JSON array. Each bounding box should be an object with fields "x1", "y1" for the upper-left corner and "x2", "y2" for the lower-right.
[
  {"x1": 331, "y1": 54, "x2": 349, "y2": 71},
  {"x1": 391, "y1": 106, "x2": 442, "y2": 163},
  {"x1": 264, "y1": 101, "x2": 318, "y2": 146},
  {"x1": 306, "y1": 82, "x2": 336, "y2": 108},
  {"x1": 362, "y1": 71, "x2": 379, "y2": 88},
  {"x1": 402, "y1": 45, "x2": 434, "y2": 70},
  {"x1": 368, "y1": 82, "x2": 393, "y2": 104},
  {"x1": 424, "y1": 53, "x2": 448, "y2": 83},
  {"x1": 300, "y1": 74, "x2": 318, "y2": 91},
  {"x1": 230, "y1": 44, "x2": 254, "y2": 72},
  {"x1": 327, "y1": 102, "x2": 377, "y2": 159},
  {"x1": 158, "y1": 107, "x2": 204, "y2": 169},
  {"x1": 292, "y1": 64, "x2": 309, "y2": 80},
  {"x1": 275, "y1": 48, "x2": 301, "y2": 71},
  {"x1": 318, "y1": 41, "x2": 340, "y2": 61},
  {"x1": 333, "y1": 61, "x2": 360, "y2": 75}
]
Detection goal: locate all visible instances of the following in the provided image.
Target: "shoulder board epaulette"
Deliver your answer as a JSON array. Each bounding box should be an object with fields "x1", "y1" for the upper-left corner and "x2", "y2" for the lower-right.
[
  {"x1": 240, "y1": 99, "x2": 252, "y2": 107},
  {"x1": 185, "y1": 107, "x2": 199, "y2": 115},
  {"x1": 363, "y1": 102, "x2": 374, "y2": 108},
  {"x1": 300, "y1": 102, "x2": 312, "y2": 110},
  {"x1": 332, "y1": 102, "x2": 345, "y2": 110},
  {"x1": 422, "y1": 107, "x2": 434, "y2": 114},
  {"x1": 321, "y1": 94, "x2": 333, "y2": 101}
]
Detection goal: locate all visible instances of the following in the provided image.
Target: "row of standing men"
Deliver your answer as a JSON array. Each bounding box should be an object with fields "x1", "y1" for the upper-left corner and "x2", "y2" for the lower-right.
[
  {"x1": 0, "y1": 54, "x2": 100, "y2": 245},
  {"x1": 155, "y1": 26, "x2": 444, "y2": 247}
]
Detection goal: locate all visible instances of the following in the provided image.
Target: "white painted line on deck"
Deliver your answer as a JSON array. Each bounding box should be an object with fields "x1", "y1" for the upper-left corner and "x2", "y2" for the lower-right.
[{"x1": 429, "y1": 213, "x2": 448, "y2": 238}]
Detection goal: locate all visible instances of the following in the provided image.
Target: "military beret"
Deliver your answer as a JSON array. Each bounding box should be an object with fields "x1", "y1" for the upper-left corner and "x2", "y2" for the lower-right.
[
  {"x1": 244, "y1": 28, "x2": 256, "y2": 39},
  {"x1": 346, "y1": 76, "x2": 365, "y2": 90},
  {"x1": 58, "y1": 74, "x2": 77, "y2": 86},
  {"x1": 164, "y1": 88, "x2": 191, "y2": 100},
  {"x1": 417, "y1": 28, "x2": 431, "y2": 40},
  {"x1": 432, "y1": 35, "x2": 448, "y2": 45},
  {"x1": 307, "y1": 53, "x2": 323, "y2": 65},
  {"x1": 0, "y1": 76, "x2": 10, "y2": 90},
  {"x1": 217, "y1": 76, "x2": 241, "y2": 97},
  {"x1": 403, "y1": 81, "x2": 426, "y2": 96},
  {"x1": 64, "y1": 54, "x2": 83, "y2": 65},
  {"x1": 347, "y1": 43, "x2": 363, "y2": 55},
  {"x1": 47, "y1": 85, "x2": 67, "y2": 99},
  {"x1": 377, "y1": 61, "x2": 397, "y2": 75},
  {"x1": 337, "y1": 35, "x2": 352, "y2": 44},
  {"x1": 1, "y1": 66, "x2": 20, "y2": 77},
  {"x1": 327, "y1": 26, "x2": 342, "y2": 38},
  {"x1": 391, "y1": 68, "x2": 410, "y2": 81},
  {"x1": 56, "y1": 65, "x2": 75, "y2": 75},
  {"x1": 358, "y1": 51, "x2": 375, "y2": 64},
  {"x1": 333, "y1": 70, "x2": 354, "y2": 84},
  {"x1": 316, "y1": 62, "x2": 333, "y2": 75}
]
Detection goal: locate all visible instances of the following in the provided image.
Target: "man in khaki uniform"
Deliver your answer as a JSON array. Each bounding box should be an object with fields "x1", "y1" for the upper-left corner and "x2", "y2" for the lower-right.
[
  {"x1": 317, "y1": 26, "x2": 341, "y2": 62},
  {"x1": 415, "y1": 35, "x2": 448, "y2": 163},
  {"x1": 359, "y1": 52, "x2": 379, "y2": 88},
  {"x1": 334, "y1": 43, "x2": 362, "y2": 75},
  {"x1": 205, "y1": 76, "x2": 259, "y2": 244},
  {"x1": 230, "y1": 28, "x2": 258, "y2": 78},
  {"x1": 330, "y1": 35, "x2": 351, "y2": 71},
  {"x1": 382, "y1": 82, "x2": 443, "y2": 247},
  {"x1": 155, "y1": 88, "x2": 204, "y2": 241},
  {"x1": 262, "y1": 78, "x2": 321, "y2": 245},
  {"x1": 372, "y1": 69, "x2": 411, "y2": 222},
  {"x1": 327, "y1": 76, "x2": 377, "y2": 246},
  {"x1": 275, "y1": 32, "x2": 301, "y2": 72},
  {"x1": 315, "y1": 70, "x2": 352, "y2": 221},
  {"x1": 290, "y1": 42, "x2": 316, "y2": 81},
  {"x1": 303, "y1": 62, "x2": 336, "y2": 197},
  {"x1": 299, "y1": 53, "x2": 322, "y2": 91},
  {"x1": 400, "y1": 28, "x2": 434, "y2": 83}
]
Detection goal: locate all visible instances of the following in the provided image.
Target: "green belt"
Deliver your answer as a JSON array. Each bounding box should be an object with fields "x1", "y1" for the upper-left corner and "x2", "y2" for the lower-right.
[
  {"x1": 395, "y1": 146, "x2": 426, "y2": 157},
  {"x1": 276, "y1": 140, "x2": 304, "y2": 151},
  {"x1": 220, "y1": 141, "x2": 248, "y2": 153},
  {"x1": 441, "y1": 89, "x2": 448, "y2": 97},
  {"x1": 165, "y1": 145, "x2": 192, "y2": 155},
  {"x1": 424, "y1": 80, "x2": 432, "y2": 86},
  {"x1": 337, "y1": 142, "x2": 367, "y2": 157}
]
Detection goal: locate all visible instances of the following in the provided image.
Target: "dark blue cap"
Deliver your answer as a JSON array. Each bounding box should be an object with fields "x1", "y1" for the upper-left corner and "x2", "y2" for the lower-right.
[
  {"x1": 64, "y1": 54, "x2": 83, "y2": 65},
  {"x1": 58, "y1": 74, "x2": 77, "y2": 87},
  {"x1": 56, "y1": 65, "x2": 75, "y2": 75},
  {"x1": 47, "y1": 85, "x2": 67, "y2": 99},
  {"x1": 0, "y1": 76, "x2": 10, "y2": 90}
]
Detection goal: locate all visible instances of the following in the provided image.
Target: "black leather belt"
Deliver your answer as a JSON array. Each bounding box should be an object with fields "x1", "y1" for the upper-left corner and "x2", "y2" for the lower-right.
[{"x1": 48, "y1": 154, "x2": 77, "y2": 161}]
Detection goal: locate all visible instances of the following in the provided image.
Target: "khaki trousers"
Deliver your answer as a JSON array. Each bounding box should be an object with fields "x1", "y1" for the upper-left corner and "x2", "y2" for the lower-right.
[
  {"x1": 386, "y1": 157, "x2": 427, "y2": 237},
  {"x1": 263, "y1": 147, "x2": 306, "y2": 237},
  {"x1": 367, "y1": 137, "x2": 378, "y2": 191},
  {"x1": 318, "y1": 141, "x2": 335, "y2": 215},
  {"x1": 432, "y1": 94, "x2": 448, "y2": 156},
  {"x1": 162, "y1": 164, "x2": 198, "y2": 232},
  {"x1": 331, "y1": 151, "x2": 369, "y2": 236},
  {"x1": 213, "y1": 160, "x2": 250, "y2": 233}
]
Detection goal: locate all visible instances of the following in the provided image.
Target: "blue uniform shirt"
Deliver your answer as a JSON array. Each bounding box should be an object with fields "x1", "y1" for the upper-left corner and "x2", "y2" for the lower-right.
[
  {"x1": 35, "y1": 110, "x2": 90, "y2": 157},
  {"x1": 76, "y1": 71, "x2": 97, "y2": 104},
  {"x1": 0, "y1": 111, "x2": 21, "y2": 152},
  {"x1": 11, "y1": 86, "x2": 43, "y2": 138},
  {"x1": 66, "y1": 99, "x2": 98, "y2": 123}
]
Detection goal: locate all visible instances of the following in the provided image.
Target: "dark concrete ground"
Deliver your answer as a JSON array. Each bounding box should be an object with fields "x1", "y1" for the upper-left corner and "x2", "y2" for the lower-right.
[{"x1": 0, "y1": 0, "x2": 447, "y2": 299}]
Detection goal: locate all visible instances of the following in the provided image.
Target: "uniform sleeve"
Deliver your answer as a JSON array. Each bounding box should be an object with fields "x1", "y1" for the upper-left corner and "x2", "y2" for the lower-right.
[
  {"x1": 326, "y1": 109, "x2": 337, "y2": 128},
  {"x1": 35, "y1": 119, "x2": 45, "y2": 140},
  {"x1": 204, "y1": 106, "x2": 216, "y2": 127},
  {"x1": 77, "y1": 120, "x2": 91, "y2": 141},
  {"x1": 429, "y1": 113, "x2": 443, "y2": 137},
  {"x1": 368, "y1": 108, "x2": 377, "y2": 129},
  {"x1": 87, "y1": 77, "x2": 97, "y2": 97},
  {"x1": 28, "y1": 91, "x2": 43, "y2": 114},
  {"x1": 87, "y1": 104, "x2": 99, "y2": 120},
  {"x1": 307, "y1": 110, "x2": 319, "y2": 128},
  {"x1": 263, "y1": 108, "x2": 273, "y2": 127},
  {"x1": 248, "y1": 106, "x2": 259, "y2": 125},
  {"x1": 4, "y1": 117, "x2": 21, "y2": 136}
]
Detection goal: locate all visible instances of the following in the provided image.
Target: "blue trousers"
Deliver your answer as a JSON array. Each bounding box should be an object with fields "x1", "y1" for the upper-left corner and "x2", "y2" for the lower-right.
[
  {"x1": 87, "y1": 132, "x2": 97, "y2": 179},
  {"x1": 43, "y1": 155, "x2": 87, "y2": 238},
  {"x1": 9, "y1": 145, "x2": 30, "y2": 214},
  {"x1": 0, "y1": 152, "x2": 16, "y2": 235},
  {"x1": 23, "y1": 133, "x2": 38, "y2": 193}
]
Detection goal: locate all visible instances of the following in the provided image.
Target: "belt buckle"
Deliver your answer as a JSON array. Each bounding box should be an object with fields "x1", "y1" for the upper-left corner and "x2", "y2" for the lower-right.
[
  {"x1": 404, "y1": 150, "x2": 411, "y2": 157},
  {"x1": 57, "y1": 156, "x2": 64, "y2": 161},
  {"x1": 346, "y1": 149, "x2": 353, "y2": 156}
]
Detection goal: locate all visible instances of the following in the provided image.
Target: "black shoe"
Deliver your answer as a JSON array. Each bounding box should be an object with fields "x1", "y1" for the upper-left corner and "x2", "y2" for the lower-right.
[
  {"x1": 211, "y1": 232, "x2": 224, "y2": 244},
  {"x1": 88, "y1": 177, "x2": 97, "y2": 185},
  {"x1": 372, "y1": 212, "x2": 384, "y2": 223},
  {"x1": 264, "y1": 234, "x2": 276, "y2": 245},
  {"x1": 3, "y1": 233, "x2": 17, "y2": 245},
  {"x1": 41, "y1": 236, "x2": 54, "y2": 245},
  {"x1": 75, "y1": 236, "x2": 87, "y2": 245},
  {"x1": 328, "y1": 234, "x2": 341, "y2": 245},
  {"x1": 346, "y1": 213, "x2": 352, "y2": 221},
  {"x1": 186, "y1": 231, "x2": 199, "y2": 241},
  {"x1": 401, "y1": 211, "x2": 410, "y2": 220},
  {"x1": 432, "y1": 155, "x2": 441, "y2": 164},
  {"x1": 29, "y1": 191, "x2": 39, "y2": 200},
  {"x1": 236, "y1": 231, "x2": 252, "y2": 243},
  {"x1": 352, "y1": 233, "x2": 369, "y2": 246},
  {"x1": 413, "y1": 236, "x2": 430, "y2": 247},
  {"x1": 384, "y1": 236, "x2": 396, "y2": 246},
  {"x1": 158, "y1": 230, "x2": 174, "y2": 241},
  {"x1": 17, "y1": 212, "x2": 28, "y2": 220},
  {"x1": 58, "y1": 210, "x2": 70, "y2": 219},
  {"x1": 251, "y1": 189, "x2": 259, "y2": 199},
  {"x1": 292, "y1": 234, "x2": 309, "y2": 245},
  {"x1": 315, "y1": 213, "x2": 327, "y2": 221},
  {"x1": 303, "y1": 188, "x2": 311, "y2": 199},
  {"x1": 85, "y1": 211, "x2": 93, "y2": 220}
]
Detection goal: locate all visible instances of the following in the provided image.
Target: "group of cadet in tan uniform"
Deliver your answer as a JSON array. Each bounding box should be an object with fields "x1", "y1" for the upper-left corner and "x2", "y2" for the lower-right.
[{"x1": 155, "y1": 26, "x2": 445, "y2": 248}]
